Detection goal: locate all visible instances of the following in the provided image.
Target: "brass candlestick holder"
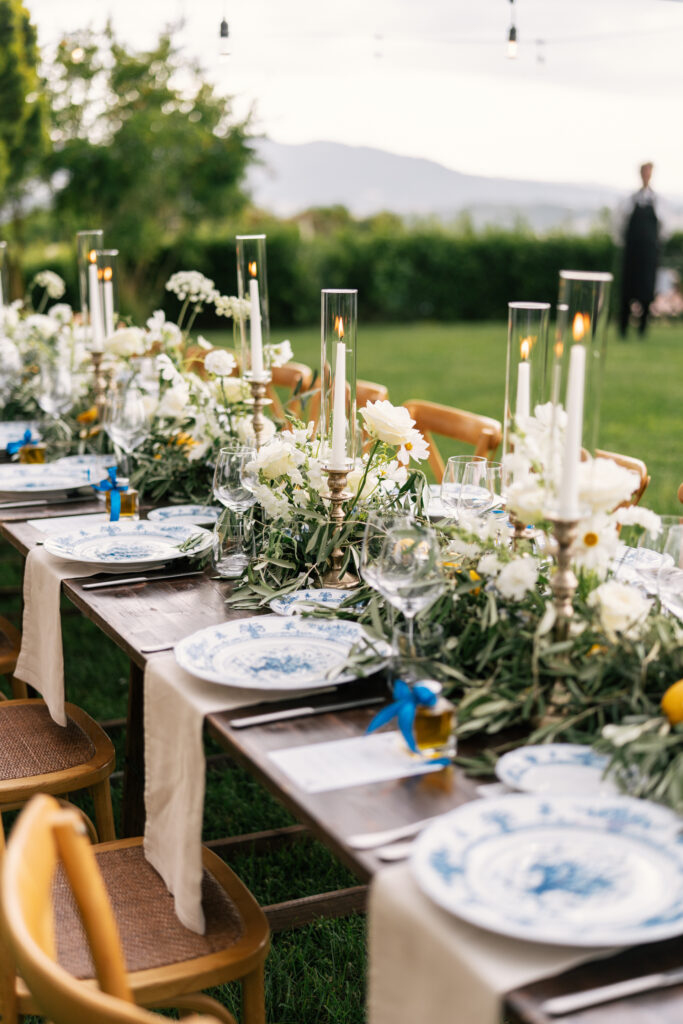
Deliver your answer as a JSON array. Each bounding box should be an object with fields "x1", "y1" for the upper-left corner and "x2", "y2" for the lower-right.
[
  {"x1": 246, "y1": 375, "x2": 272, "y2": 451},
  {"x1": 508, "y1": 512, "x2": 528, "y2": 551},
  {"x1": 548, "y1": 515, "x2": 580, "y2": 641},
  {"x1": 90, "y1": 351, "x2": 108, "y2": 418},
  {"x1": 321, "y1": 466, "x2": 359, "y2": 589}
]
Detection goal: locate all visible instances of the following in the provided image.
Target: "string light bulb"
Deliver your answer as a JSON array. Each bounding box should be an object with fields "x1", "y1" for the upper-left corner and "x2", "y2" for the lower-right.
[
  {"x1": 219, "y1": 11, "x2": 230, "y2": 58},
  {"x1": 507, "y1": 0, "x2": 518, "y2": 59}
]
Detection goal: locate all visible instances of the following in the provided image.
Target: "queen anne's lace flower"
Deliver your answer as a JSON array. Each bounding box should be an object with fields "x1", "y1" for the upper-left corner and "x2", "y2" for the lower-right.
[
  {"x1": 165, "y1": 271, "x2": 216, "y2": 305},
  {"x1": 35, "y1": 270, "x2": 66, "y2": 299},
  {"x1": 214, "y1": 294, "x2": 251, "y2": 320}
]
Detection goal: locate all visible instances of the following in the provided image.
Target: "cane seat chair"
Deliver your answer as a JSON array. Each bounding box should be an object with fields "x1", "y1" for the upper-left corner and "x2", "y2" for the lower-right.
[
  {"x1": 0, "y1": 795, "x2": 237, "y2": 1024},
  {"x1": 0, "y1": 614, "x2": 26, "y2": 699},
  {"x1": 0, "y1": 699, "x2": 116, "y2": 852},
  {"x1": 402, "y1": 400, "x2": 503, "y2": 483},
  {"x1": 266, "y1": 362, "x2": 314, "y2": 421}
]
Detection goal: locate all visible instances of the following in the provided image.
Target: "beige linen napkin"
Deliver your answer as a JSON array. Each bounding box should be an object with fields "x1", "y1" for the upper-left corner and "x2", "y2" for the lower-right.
[
  {"x1": 144, "y1": 653, "x2": 303, "y2": 934},
  {"x1": 14, "y1": 547, "x2": 102, "y2": 726},
  {"x1": 368, "y1": 864, "x2": 610, "y2": 1024}
]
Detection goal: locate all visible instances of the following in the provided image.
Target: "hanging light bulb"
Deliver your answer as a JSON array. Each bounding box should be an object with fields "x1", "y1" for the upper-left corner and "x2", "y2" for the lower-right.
[
  {"x1": 219, "y1": 12, "x2": 230, "y2": 58},
  {"x1": 507, "y1": 0, "x2": 518, "y2": 59}
]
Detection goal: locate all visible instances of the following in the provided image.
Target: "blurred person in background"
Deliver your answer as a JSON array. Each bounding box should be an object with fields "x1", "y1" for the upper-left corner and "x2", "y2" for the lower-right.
[{"x1": 615, "y1": 162, "x2": 667, "y2": 339}]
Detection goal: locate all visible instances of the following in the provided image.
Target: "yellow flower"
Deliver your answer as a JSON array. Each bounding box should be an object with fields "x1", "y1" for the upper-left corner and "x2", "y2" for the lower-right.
[
  {"x1": 173, "y1": 432, "x2": 197, "y2": 449},
  {"x1": 661, "y1": 679, "x2": 683, "y2": 725},
  {"x1": 77, "y1": 405, "x2": 99, "y2": 424},
  {"x1": 469, "y1": 569, "x2": 481, "y2": 595}
]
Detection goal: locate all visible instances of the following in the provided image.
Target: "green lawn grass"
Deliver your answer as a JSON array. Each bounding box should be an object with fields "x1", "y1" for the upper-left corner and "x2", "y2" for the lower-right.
[
  {"x1": 2, "y1": 319, "x2": 681, "y2": 1024},
  {"x1": 207, "y1": 319, "x2": 683, "y2": 515}
]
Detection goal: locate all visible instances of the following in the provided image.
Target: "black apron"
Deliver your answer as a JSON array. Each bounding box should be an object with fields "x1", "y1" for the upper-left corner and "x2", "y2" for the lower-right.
[{"x1": 622, "y1": 200, "x2": 658, "y2": 306}]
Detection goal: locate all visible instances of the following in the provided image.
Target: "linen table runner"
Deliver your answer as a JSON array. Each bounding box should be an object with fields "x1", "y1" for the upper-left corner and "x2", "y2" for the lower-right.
[
  {"x1": 15, "y1": 546, "x2": 102, "y2": 725},
  {"x1": 368, "y1": 864, "x2": 611, "y2": 1024}
]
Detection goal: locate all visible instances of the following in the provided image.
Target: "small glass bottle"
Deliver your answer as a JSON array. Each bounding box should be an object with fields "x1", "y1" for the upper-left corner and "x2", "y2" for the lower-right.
[
  {"x1": 19, "y1": 442, "x2": 46, "y2": 464},
  {"x1": 414, "y1": 681, "x2": 456, "y2": 759},
  {"x1": 105, "y1": 481, "x2": 139, "y2": 520}
]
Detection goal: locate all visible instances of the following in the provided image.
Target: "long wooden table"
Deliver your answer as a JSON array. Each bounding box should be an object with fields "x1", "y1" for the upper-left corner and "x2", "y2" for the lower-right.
[{"x1": 2, "y1": 509, "x2": 682, "y2": 1022}]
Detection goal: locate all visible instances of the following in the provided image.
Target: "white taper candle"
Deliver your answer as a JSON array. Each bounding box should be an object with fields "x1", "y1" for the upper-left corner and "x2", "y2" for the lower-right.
[
  {"x1": 249, "y1": 277, "x2": 264, "y2": 378},
  {"x1": 88, "y1": 262, "x2": 105, "y2": 352},
  {"x1": 330, "y1": 340, "x2": 347, "y2": 470},
  {"x1": 558, "y1": 343, "x2": 586, "y2": 519}
]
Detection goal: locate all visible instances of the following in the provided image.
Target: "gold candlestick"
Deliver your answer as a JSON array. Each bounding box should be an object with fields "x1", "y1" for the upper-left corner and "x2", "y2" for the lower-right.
[
  {"x1": 321, "y1": 466, "x2": 359, "y2": 589},
  {"x1": 91, "y1": 351, "x2": 108, "y2": 418},
  {"x1": 508, "y1": 512, "x2": 528, "y2": 550},
  {"x1": 548, "y1": 515, "x2": 580, "y2": 641},
  {"x1": 247, "y1": 375, "x2": 272, "y2": 451}
]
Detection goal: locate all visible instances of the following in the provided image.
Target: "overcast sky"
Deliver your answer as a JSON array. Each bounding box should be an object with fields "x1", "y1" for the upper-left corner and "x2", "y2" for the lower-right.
[{"x1": 28, "y1": 0, "x2": 683, "y2": 197}]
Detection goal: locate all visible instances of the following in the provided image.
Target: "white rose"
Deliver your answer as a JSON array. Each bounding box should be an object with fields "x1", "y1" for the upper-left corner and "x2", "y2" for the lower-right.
[
  {"x1": 579, "y1": 457, "x2": 640, "y2": 514},
  {"x1": 615, "y1": 506, "x2": 661, "y2": 534},
  {"x1": 104, "y1": 327, "x2": 147, "y2": 358},
  {"x1": 360, "y1": 400, "x2": 415, "y2": 446},
  {"x1": 156, "y1": 381, "x2": 190, "y2": 418},
  {"x1": 204, "y1": 348, "x2": 237, "y2": 377},
  {"x1": 251, "y1": 436, "x2": 304, "y2": 483},
  {"x1": 588, "y1": 580, "x2": 651, "y2": 642},
  {"x1": 496, "y1": 555, "x2": 539, "y2": 601}
]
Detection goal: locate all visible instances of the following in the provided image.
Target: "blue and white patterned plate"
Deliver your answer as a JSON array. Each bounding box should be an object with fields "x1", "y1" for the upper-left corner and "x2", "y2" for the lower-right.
[
  {"x1": 269, "y1": 588, "x2": 356, "y2": 616},
  {"x1": 411, "y1": 794, "x2": 683, "y2": 947},
  {"x1": 0, "y1": 463, "x2": 93, "y2": 497},
  {"x1": 0, "y1": 420, "x2": 41, "y2": 447},
  {"x1": 496, "y1": 744, "x2": 618, "y2": 797},
  {"x1": 175, "y1": 614, "x2": 389, "y2": 691},
  {"x1": 147, "y1": 504, "x2": 220, "y2": 527},
  {"x1": 44, "y1": 520, "x2": 212, "y2": 568},
  {"x1": 55, "y1": 454, "x2": 117, "y2": 480}
]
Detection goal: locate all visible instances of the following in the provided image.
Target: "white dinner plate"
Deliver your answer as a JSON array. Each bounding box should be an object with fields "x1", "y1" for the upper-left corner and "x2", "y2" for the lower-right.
[
  {"x1": 269, "y1": 588, "x2": 356, "y2": 616},
  {"x1": 147, "y1": 504, "x2": 221, "y2": 527},
  {"x1": 0, "y1": 420, "x2": 41, "y2": 447},
  {"x1": 496, "y1": 744, "x2": 617, "y2": 797},
  {"x1": 175, "y1": 614, "x2": 389, "y2": 691},
  {"x1": 411, "y1": 794, "x2": 683, "y2": 947},
  {"x1": 44, "y1": 520, "x2": 212, "y2": 568},
  {"x1": 0, "y1": 463, "x2": 93, "y2": 498},
  {"x1": 56, "y1": 454, "x2": 118, "y2": 481}
]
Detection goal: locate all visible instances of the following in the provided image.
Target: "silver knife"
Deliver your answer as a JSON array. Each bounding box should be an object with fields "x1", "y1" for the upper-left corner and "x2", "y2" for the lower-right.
[
  {"x1": 81, "y1": 570, "x2": 204, "y2": 590},
  {"x1": 0, "y1": 495, "x2": 93, "y2": 510},
  {"x1": 230, "y1": 695, "x2": 385, "y2": 729},
  {"x1": 540, "y1": 967, "x2": 683, "y2": 1017}
]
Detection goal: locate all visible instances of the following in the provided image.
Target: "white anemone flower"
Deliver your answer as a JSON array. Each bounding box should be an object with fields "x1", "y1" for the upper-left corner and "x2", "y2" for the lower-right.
[{"x1": 573, "y1": 513, "x2": 619, "y2": 578}]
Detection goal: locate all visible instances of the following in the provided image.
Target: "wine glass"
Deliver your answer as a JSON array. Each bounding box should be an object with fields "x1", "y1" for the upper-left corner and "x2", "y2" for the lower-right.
[
  {"x1": 657, "y1": 525, "x2": 683, "y2": 619},
  {"x1": 38, "y1": 362, "x2": 73, "y2": 419},
  {"x1": 373, "y1": 524, "x2": 445, "y2": 657},
  {"x1": 103, "y1": 389, "x2": 149, "y2": 475},
  {"x1": 440, "y1": 455, "x2": 486, "y2": 521},
  {"x1": 212, "y1": 443, "x2": 257, "y2": 576},
  {"x1": 458, "y1": 461, "x2": 503, "y2": 519},
  {"x1": 360, "y1": 511, "x2": 414, "y2": 591}
]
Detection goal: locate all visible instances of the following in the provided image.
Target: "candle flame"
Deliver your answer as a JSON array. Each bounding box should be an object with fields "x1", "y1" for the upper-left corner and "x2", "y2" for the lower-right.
[
  {"x1": 248, "y1": 260, "x2": 257, "y2": 277},
  {"x1": 88, "y1": 249, "x2": 97, "y2": 263},
  {"x1": 103, "y1": 266, "x2": 113, "y2": 282},
  {"x1": 554, "y1": 340, "x2": 564, "y2": 359},
  {"x1": 335, "y1": 315, "x2": 344, "y2": 340},
  {"x1": 519, "y1": 337, "x2": 532, "y2": 360},
  {"x1": 572, "y1": 312, "x2": 591, "y2": 341}
]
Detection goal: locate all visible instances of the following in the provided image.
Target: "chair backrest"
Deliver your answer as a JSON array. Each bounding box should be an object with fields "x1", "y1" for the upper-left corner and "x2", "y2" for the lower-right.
[
  {"x1": 402, "y1": 400, "x2": 502, "y2": 483},
  {"x1": 678, "y1": 482, "x2": 683, "y2": 506},
  {"x1": 593, "y1": 448, "x2": 650, "y2": 507},
  {"x1": 308, "y1": 377, "x2": 389, "y2": 430},
  {"x1": 0, "y1": 795, "x2": 219, "y2": 1024},
  {"x1": 266, "y1": 362, "x2": 314, "y2": 421}
]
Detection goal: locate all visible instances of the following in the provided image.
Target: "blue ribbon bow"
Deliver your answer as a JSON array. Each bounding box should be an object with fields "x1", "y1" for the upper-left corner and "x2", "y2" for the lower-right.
[
  {"x1": 6, "y1": 429, "x2": 36, "y2": 456},
  {"x1": 366, "y1": 679, "x2": 451, "y2": 765},
  {"x1": 95, "y1": 466, "x2": 127, "y2": 522}
]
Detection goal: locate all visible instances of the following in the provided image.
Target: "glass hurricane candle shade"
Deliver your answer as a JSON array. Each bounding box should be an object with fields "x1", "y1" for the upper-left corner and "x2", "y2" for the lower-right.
[
  {"x1": 96, "y1": 250, "x2": 119, "y2": 339},
  {"x1": 320, "y1": 289, "x2": 357, "y2": 471},
  {"x1": 0, "y1": 241, "x2": 8, "y2": 306},
  {"x1": 236, "y1": 234, "x2": 270, "y2": 380},
  {"x1": 76, "y1": 230, "x2": 105, "y2": 350},
  {"x1": 503, "y1": 301, "x2": 551, "y2": 457},
  {"x1": 553, "y1": 270, "x2": 613, "y2": 455}
]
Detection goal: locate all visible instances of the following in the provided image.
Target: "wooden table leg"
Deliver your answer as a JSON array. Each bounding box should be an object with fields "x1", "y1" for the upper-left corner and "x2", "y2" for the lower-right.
[{"x1": 121, "y1": 660, "x2": 145, "y2": 838}]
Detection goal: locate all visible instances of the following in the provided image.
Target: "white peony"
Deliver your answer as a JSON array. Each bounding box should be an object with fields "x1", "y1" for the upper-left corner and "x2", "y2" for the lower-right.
[
  {"x1": 156, "y1": 381, "x2": 190, "y2": 418},
  {"x1": 250, "y1": 437, "x2": 305, "y2": 484},
  {"x1": 204, "y1": 348, "x2": 237, "y2": 377},
  {"x1": 496, "y1": 555, "x2": 539, "y2": 601},
  {"x1": 104, "y1": 327, "x2": 147, "y2": 358},
  {"x1": 505, "y1": 479, "x2": 547, "y2": 525},
  {"x1": 573, "y1": 513, "x2": 619, "y2": 578},
  {"x1": 360, "y1": 400, "x2": 415, "y2": 446},
  {"x1": 588, "y1": 580, "x2": 651, "y2": 641},
  {"x1": 579, "y1": 457, "x2": 640, "y2": 514},
  {"x1": 614, "y1": 506, "x2": 662, "y2": 535}
]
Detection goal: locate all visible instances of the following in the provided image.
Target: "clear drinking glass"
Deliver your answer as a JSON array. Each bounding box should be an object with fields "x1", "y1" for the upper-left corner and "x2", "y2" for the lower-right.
[
  {"x1": 373, "y1": 524, "x2": 445, "y2": 654},
  {"x1": 657, "y1": 525, "x2": 683, "y2": 619},
  {"x1": 360, "y1": 511, "x2": 414, "y2": 590},
  {"x1": 459, "y1": 461, "x2": 502, "y2": 519},
  {"x1": 38, "y1": 363, "x2": 74, "y2": 419},
  {"x1": 212, "y1": 443, "x2": 257, "y2": 576},
  {"x1": 103, "y1": 389, "x2": 149, "y2": 474},
  {"x1": 440, "y1": 455, "x2": 486, "y2": 521}
]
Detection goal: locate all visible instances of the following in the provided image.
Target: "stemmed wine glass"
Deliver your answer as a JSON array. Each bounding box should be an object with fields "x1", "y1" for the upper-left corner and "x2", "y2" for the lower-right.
[
  {"x1": 360, "y1": 510, "x2": 414, "y2": 591},
  {"x1": 657, "y1": 524, "x2": 683, "y2": 619},
  {"x1": 212, "y1": 442, "x2": 257, "y2": 577},
  {"x1": 103, "y1": 389, "x2": 149, "y2": 475},
  {"x1": 38, "y1": 362, "x2": 74, "y2": 422},
  {"x1": 373, "y1": 523, "x2": 445, "y2": 658}
]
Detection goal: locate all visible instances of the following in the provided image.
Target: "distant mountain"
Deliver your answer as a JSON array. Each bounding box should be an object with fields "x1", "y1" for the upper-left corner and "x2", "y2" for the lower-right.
[{"x1": 245, "y1": 140, "x2": 625, "y2": 232}]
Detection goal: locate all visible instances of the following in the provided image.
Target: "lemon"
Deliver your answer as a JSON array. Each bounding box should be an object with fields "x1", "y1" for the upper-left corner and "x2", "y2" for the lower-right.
[{"x1": 661, "y1": 679, "x2": 683, "y2": 725}]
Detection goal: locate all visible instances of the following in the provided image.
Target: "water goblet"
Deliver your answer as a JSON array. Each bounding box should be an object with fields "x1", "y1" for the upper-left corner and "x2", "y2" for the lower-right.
[
  {"x1": 657, "y1": 524, "x2": 683, "y2": 620},
  {"x1": 360, "y1": 511, "x2": 414, "y2": 591},
  {"x1": 440, "y1": 455, "x2": 486, "y2": 522},
  {"x1": 38, "y1": 362, "x2": 73, "y2": 420},
  {"x1": 212, "y1": 443, "x2": 257, "y2": 577},
  {"x1": 458, "y1": 461, "x2": 502, "y2": 519},
  {"x1": 103, "y1": 389, "x2": 149, "y2": 475}
]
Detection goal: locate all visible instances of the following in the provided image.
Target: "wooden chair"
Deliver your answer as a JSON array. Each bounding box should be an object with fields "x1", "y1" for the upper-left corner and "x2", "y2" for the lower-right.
[
  {"x1": 678, "y1": 482, "x2": 683, "y2": 506},
  {"x1": 0, "y1": 794, "x2": 230, "y2": 1024},
  {"x1": 0, "y1": 699, "x2": 116, "y2": 851},
  {"x1": 266, "y1": 361, "x2": 314, "y2": 421},
  {"x1": 402, "y1": 400, "x2": 503, "y2": 483},
  {"x1": 592, "y1": 449, "x2": 650, "y2": 507},
  {"x1": 0, "y1": 614, "x2": 27, "y2": 699},
  {"x1": 308, "y1": 377, "x2": 389, "y2": 430}
]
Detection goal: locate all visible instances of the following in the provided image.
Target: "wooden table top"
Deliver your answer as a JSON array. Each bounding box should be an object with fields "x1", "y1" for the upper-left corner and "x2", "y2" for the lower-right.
[{"x1": 2, "y1": 509, "x2": 682, "y2": 1023}]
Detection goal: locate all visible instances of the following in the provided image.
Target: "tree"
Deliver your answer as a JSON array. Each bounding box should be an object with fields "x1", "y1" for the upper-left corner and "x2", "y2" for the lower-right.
[
  {"x1": 0, "y1": 0, "x2": 49, "y2": 237},
  {"x1": 45, "y1": 23, "x2": 254, "y2": 313}
]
